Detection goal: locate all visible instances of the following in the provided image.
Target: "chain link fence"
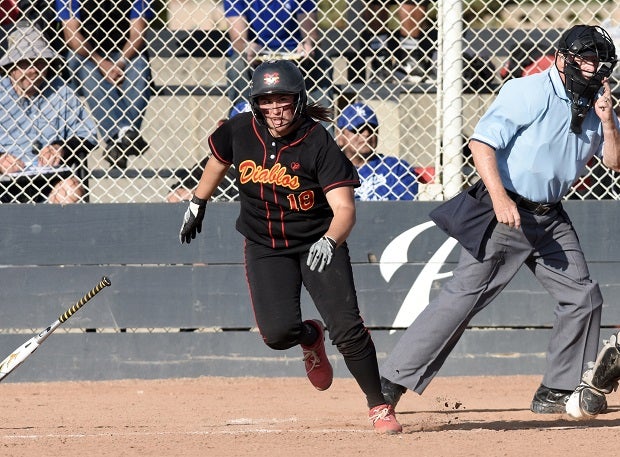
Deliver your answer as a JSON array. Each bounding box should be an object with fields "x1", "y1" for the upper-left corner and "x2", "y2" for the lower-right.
[{"x1": 1, "y1": 0, "x2": 619, "y2": 204}]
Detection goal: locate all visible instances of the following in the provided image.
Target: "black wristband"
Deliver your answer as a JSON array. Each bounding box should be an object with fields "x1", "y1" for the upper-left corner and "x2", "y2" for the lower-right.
[
  {"x1": 191, "y1": 195, "x2": 208, "y2": 206},
  {"x1": 323, "y1": 236, "x2": 337, "y2": 249}
]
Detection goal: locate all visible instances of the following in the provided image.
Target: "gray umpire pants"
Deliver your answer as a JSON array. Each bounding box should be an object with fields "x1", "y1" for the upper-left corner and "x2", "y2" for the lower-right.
[{"x1": 381, "y1": 206, "x2": 603, "y2": 393}]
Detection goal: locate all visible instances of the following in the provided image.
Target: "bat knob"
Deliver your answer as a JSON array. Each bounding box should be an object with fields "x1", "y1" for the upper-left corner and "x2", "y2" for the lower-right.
[{"x1": 102, "y1": 276, "x2": 112, "y2": 287}]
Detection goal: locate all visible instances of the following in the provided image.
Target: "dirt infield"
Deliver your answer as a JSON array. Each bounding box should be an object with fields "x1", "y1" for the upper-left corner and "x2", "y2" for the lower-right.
[{"x1": 2, "y1": 375, "x2": 619, "y2": 456}]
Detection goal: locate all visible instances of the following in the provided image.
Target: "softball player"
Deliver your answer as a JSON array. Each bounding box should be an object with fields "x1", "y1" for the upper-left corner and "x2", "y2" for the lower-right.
[{"x1": 179, "y1": 60, "x2": 401, "y2": 434}]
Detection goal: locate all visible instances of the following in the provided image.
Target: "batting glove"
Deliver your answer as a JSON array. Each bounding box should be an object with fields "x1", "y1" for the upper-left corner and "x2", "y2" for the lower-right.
[
  {"x1": 179, "y1": 195, "x2": 207, "y2": 244},
  {"x1": 307, "y1": 236, "x2": 337, "y2": 273}
]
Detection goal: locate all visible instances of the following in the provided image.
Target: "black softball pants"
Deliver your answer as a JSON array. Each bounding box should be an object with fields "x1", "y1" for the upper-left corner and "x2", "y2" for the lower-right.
[{"x1": 244, "y1": 239, "x2": 385, "y2": 407}]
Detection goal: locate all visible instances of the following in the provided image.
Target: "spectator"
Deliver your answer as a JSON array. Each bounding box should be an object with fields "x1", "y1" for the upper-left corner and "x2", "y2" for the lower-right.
[
  {"x1": 0, "y1": 24, "x2": 97, "y2": 203},
  {"x1": 362, "y1": 1, "x2": 436, "y2": 82},
  {"x1": 223, "y1": 0, "x2": 333, "y2": 109},
  {"x1": 500, "y1": 40, "x2": 555, "y2": 81},
  {"x1": 361, "y1": 1, "x2": 493, "y2": 90},
  {"x1": 17, "y1": 0, "x2": 66, "y2": 54},
  {"x1": 336, "y1": 102, "x2": 418, "y2": 200},
  {"x1": 55, "y1": 0, "x2": 154, "y2": 169},
  {"x1": 166, "y1": 101, "x2": 251, "y2": 203}
]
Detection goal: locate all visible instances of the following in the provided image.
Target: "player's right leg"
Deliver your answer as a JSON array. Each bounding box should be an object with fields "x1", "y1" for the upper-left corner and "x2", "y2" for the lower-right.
[{"x1": 303, "y1": 242, "x2": 401, "y2": 434}]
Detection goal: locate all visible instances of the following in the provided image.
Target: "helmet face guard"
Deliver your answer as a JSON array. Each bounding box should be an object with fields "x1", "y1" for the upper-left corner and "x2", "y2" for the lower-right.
[
  {"x1": 249, "y1": 60, "x2": 308, "y2": 126},
  {"x1": 557, "y1": 25, "x2": 617, "y2": 133}
]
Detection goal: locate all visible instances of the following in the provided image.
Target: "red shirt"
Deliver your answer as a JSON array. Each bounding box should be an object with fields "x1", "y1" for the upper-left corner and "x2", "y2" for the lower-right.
[
  {"x1": 0, "y1": 0, "x2": 19, "y2": 25},
  {"x1": 522, "y1": 55, "x2": 555, "y2": 77}
]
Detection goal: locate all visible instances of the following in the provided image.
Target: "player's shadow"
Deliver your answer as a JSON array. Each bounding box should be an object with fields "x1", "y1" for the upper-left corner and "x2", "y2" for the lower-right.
[{"x1": 397, "y1": 406, "x2": 620, "y2": 432}]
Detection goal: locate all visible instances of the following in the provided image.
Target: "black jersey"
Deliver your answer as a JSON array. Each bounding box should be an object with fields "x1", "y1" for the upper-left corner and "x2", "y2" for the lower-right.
[{"x1": 209, "y1": 113, "x2": 360, "y2": 249}]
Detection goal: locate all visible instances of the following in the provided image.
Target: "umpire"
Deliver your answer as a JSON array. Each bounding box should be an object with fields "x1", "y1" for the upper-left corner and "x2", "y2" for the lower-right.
[{"x1": 380, "y1": 24, "x2": 620, "y2": 414}]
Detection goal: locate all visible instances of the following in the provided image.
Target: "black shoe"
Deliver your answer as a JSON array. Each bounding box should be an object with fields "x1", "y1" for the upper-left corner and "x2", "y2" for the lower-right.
[
  {"x1": 381, "y1": 376, "x2": 407, "y2": 408},
  {"x1": 393, "y1": 47, "x2": 431, "y2": 80},
  {"x1": 104, "y1": 129, "x2": 148, "y2": 169},
  {"x1": 530, "y1": 384, "x2": 572, "y2": 414},
  {"x1": 118, "y1": 129, "x2": 149, "y2": 157},
  {"x1": 104, "y1": 141, "x2": 127, "y2": 169}
]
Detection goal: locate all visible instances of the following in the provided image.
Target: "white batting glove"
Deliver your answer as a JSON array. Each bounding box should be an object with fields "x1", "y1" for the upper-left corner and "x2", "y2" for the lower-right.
[
  {"x1": 307, "y1": 236, "x2": 337, "y2": 273},
  {"x1": 179, "y1": 195, "x2": 207, "y2": 244}
]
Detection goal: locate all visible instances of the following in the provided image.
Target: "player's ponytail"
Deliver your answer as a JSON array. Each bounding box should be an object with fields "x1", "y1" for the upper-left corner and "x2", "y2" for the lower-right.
[{"x1": 305, "y1": 102, "x2": 333, "y2": 123}]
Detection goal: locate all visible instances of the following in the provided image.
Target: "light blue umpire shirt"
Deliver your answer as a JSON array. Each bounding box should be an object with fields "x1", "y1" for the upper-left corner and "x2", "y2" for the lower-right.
[{"x1": 471, "y1": 64, "x2": 620, "y2": 204}]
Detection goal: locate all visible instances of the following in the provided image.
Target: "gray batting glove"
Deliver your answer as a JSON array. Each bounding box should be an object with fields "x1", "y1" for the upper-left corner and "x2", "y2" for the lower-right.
[
  {"x1": 179, "y1": 195, "x2": 207, "y2": 244},
  {"x1": 307, "y1": 236, "x2": 337, "y2": 273}
]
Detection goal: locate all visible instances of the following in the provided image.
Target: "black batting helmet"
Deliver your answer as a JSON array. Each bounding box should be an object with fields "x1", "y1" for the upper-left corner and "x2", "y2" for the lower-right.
[{"x1": 249, "y1": 60, "x2": 308, "y2": 125}]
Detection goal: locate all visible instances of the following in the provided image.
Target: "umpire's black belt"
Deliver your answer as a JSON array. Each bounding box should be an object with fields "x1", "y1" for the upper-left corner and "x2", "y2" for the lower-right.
[{"x1": 505, "y1": 189, "x2": 559, "y2": 216}]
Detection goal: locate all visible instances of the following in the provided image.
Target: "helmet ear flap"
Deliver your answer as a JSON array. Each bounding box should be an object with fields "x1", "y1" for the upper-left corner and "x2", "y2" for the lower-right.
[{"x1": 294, "y1": 89, "x2": 308, "y2": 119}]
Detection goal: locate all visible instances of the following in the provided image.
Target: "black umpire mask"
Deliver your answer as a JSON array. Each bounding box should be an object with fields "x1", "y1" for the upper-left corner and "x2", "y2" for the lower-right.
[{"x1": 556, "y1": 25, "x2": 617, "y2": 134}]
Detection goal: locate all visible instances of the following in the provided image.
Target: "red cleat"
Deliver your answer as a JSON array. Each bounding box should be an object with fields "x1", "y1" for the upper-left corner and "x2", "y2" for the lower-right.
[
  {"x1": 369, "y1": 404, "x2": 403, "y2": 434},
  {"x1": 301, "y1": 320, "x2": 333, "y2": 391}
]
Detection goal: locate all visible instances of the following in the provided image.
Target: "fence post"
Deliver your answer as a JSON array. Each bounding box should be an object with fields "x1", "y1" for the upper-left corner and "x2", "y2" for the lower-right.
[{"x1": 439, "y1": 0, "x2": 464, "y2": 198}]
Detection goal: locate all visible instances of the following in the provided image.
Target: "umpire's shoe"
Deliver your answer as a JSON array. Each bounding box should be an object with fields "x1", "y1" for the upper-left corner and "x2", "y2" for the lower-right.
[
  {"x1": 301, "y1": 320, "x2": 333, "y2": 391},
  {"x1": 381, "y1": 376, "x2": 407, "y2": 408},
  {"x1": 530, "y1": 384, "x2": 572, "y2": 414}
]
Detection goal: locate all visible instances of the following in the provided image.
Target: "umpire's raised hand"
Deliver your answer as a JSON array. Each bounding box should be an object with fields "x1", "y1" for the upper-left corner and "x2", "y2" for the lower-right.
[{"x1": 179, "y1": 195, "x2": 207, "y2": 244}]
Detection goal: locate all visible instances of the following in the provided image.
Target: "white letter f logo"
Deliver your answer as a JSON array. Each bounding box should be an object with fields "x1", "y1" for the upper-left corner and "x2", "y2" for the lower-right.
[{"x1": 379, "y1": 221, "x2": 459, "y2": 333}]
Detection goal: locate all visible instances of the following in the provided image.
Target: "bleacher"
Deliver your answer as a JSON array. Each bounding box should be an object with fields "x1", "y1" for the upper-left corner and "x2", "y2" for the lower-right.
[
  {"x1": 3, "y1": 0, "x2": 619, "y2": 203},
  {"x1": 87, "y1": 26, "x2": 561, "y2": 203},
  {"x1": 86, "y1": 28, "x2": 231, "y2": 203}
]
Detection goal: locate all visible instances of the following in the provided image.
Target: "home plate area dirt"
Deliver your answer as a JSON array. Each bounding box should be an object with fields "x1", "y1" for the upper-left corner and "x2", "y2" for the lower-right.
[{"x1": 2, "y1": 375, "x2": 620, "y2": 456}]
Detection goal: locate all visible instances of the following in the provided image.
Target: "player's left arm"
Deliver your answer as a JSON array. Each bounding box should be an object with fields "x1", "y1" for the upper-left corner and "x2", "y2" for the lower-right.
[
  {"x1": 306, "y1": 186, "x2": 356, "y2": 272},
  {"x1": 323, "y1": 186, "x2": 356, "y2": 246},
  {"x1": 597, "y1": 80, "x2": 620, "y2": 171}
]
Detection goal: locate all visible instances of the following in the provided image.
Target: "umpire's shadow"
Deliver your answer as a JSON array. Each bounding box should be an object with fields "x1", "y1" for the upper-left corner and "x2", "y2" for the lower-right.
[{"x1": 397, "y1": 406, "x2": 620, "y2": 432}]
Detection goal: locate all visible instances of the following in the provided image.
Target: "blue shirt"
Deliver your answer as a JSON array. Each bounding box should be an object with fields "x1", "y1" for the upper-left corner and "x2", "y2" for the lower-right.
[
  {"x1": 0, "y1": 77, "x2": 97, "y2": 171},
  {"x1": 223, "y1": 0, "x2": 316, "y2": 51},
  {"x1": 471, "y1": 65, "x2": 619, "y2": 203},
  {"x1": 355, "y1": 154, "x2": 418, "y2": 201}
]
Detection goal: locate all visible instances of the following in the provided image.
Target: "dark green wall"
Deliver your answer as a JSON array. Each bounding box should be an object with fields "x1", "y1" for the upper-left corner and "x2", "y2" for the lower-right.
[{"x1": 1, "y1": 201, "x2": 618, "y2": 382}]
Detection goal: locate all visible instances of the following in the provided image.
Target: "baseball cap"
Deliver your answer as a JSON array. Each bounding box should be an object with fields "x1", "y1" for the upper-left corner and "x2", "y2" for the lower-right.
[
  {"x1": 336, "y1": 103, "x2": 379, "y2": 131},
  {"x1": 0, "y1": 25, "x2": 58, "y2": 71},
  {"x1": 229, "y1": 101, "x2": 251, "y2": 118}
]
